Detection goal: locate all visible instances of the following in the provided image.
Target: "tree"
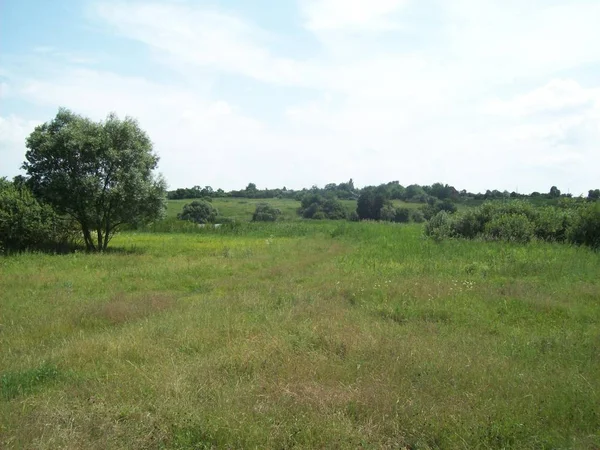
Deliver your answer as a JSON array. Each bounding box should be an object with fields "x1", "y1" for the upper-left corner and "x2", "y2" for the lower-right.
[
  {"x1": 356, "y1": 188, "x2": 387, "y2": 220},
  {"x1": 252, "y1": 203, "x2": 281, "y2": 222},
  {"x1": 549, "y1": 186, "x2": 561, "y2": 198},
  {"x1": 588, "y1": 189, "x2": 600, "y2": 201},
  {"x1": 178, "y1": 200, "x2": 218, "y2": 224},
  {"x1": 23, "y1": 108, "x2": 167, "y2": 251}
]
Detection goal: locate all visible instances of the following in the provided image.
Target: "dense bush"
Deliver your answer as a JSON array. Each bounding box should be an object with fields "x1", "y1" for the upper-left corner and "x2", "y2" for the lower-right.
[
  {"x1": 424, "y1": 211, "x2": 453, "y2": 241},
  {"x1": 252, "y1": 203, "x2": 281, "y2": 222},
  {"x1": 299, "y1": 194, "x2": 347, "y2": 220},
  {"x1": 410, "y1": 209, "x2": 425, "y2": 223},
  {"x1": 421, "y1": 199, "x2": 457, "y2": 220},
  {"x1": 568, "y1": 202, "x2": 600, "y2": 249},
  {"x1": 380, "y1": 204, "x2": 411, "y2": 223},
  {"x1": 424, "y1": 200, "x2": 600, "y2": 249},
  {"x1": 485, "y1": 213, "x2": 535, "y2": 243},
  {"x1": 0, "y1": 180, "x2": 77, "y2": 253},
  {"x1": 178, "y1": 200, "x2": 218, "y2": 224}
]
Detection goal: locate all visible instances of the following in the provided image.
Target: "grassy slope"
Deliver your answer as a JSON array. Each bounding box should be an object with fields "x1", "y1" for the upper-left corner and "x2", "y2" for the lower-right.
[
  {"x1": 1, "y1": 222, "x2": 599, "y2": 449},
  {"x1": 167, "y1": 197, "x2": 423, "y2": 222}
]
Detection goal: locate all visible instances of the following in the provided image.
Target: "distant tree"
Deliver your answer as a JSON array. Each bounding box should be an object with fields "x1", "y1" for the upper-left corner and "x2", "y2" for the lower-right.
[
  {"x1": 178, "y1": 200, "x2": 218, "y2": 224},
  {"x1": 23, "y1": 108, "x2": 167, "y2": 251},
  {"x1": 588, "y1": 189, "x2": 600, "y2": 201},
  {"x1": 252, "y1": 203, "x2": 281, "y2": 222},
  {"x1": 379, "y1": 204, "x2": 397, "y2": 222},
  {"x1": 357, "y1": 188, "x2": 387, "y2": 220},
  {"x1": 549, "y1": 186, "x2": 561, "y2": 198},
  {"x1": 299, "y1": 194, "x2": 347, "y2": 220}
]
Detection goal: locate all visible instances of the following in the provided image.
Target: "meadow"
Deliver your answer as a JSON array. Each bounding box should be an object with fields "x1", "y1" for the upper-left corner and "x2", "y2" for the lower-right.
[{"x1": 1, "y1": 199, "x2": 599, "y2": 449}]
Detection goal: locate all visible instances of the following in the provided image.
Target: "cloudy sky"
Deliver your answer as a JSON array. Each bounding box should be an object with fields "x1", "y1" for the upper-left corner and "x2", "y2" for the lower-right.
[{"x1": 1, "y1": 0, "x2": 599, "y2": 194}]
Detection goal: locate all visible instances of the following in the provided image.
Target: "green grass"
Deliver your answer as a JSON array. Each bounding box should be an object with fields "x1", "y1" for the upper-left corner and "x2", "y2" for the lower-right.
[
  {"x1": 167, "y1": 197, "x2": 423, "y2": 223},
  {"x1": 167, "y1": 198, "x2": 305, "y2": 221},
  {"x1": 1, "y1": 221, "x2": 599, "y2": 448}
]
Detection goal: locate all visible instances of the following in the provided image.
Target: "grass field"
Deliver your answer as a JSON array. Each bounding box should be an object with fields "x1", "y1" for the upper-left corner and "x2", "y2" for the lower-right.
[
  {"x1": 166, "y1": 197, "x2": 423, "y2": 222},
  {"x1": 1, "y1": 213, "x2": 600, "y2": 448}
]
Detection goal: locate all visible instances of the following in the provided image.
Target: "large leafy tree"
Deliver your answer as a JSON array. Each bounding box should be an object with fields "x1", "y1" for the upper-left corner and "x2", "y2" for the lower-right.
[{"x1": 23, "y1": 108, "x2": 167, "y2": 251}]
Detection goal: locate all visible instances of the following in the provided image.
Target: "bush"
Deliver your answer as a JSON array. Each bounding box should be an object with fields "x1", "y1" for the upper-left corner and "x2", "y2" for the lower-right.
[
  {"x1": 299, "y1": 195, "x2": 347, "y2": 220},
  {"x1": 394, "y1": 207, "x2": 411, "y2": 223},
  {"x1": 568, "y1": 202, "x2": 600, "y2": 249},
  {"x1": 349, "y1": 211, "x2": 360, "y2": 222},
  {"x1": 177, "y1": 200, "x2": 218, "y2": 224},
  {"x1": 421, "y1": 199, "x2": 457, "y2": 220},
  {"x1": 484, "y1": 213, "x2": 535, "y2": 243},
  {"x1": 0, "y1": 180, "x2": 76, "y2": 253},
  {"x1": 379, "y1": 204, "x2": 397, "y2": 222},
  {"x1": 424, "y1": 211, "x2": 454, "y2": 241},
  {"x1": 424, "y1": 199, "x2": 599, "y2": 249},
  {"x1": 451, "y1": 209, "x2": 485, "y2": 239},
  {"x1": 410, "y1": 209, "x2": 425, "y2": 223},
  {"x1": 534, "y1": 207, "x2": 572, "y2": 242},
  {"x1": 252, "y1": 203, "x2": 281, "y2": 222}
]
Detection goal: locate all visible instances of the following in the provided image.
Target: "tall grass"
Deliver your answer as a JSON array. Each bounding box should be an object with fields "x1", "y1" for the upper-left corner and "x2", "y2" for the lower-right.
[{"x1": 1, "y1": 221, "x2": 599, "y2": 448}]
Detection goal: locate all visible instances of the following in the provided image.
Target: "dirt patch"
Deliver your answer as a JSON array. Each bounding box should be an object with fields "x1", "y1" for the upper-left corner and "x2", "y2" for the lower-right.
[{"x1": 77, "y1": 293, "x2": 176, "y2": 326}]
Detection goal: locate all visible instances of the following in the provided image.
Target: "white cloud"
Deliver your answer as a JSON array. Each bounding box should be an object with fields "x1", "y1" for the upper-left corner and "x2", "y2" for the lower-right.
[
  {"x1": 0, "y1": 115, "x2": 42, "y2": 177},
  {"x1": 300, "y1": 0, "x2": 408, "y2": 31},
  {"x1": 485, "y1": 80, "x2": 600, "y2": 117}
]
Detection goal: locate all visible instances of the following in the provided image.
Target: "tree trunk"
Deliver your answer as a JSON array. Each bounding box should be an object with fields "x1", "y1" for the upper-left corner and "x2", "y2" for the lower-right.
[{"x1": 82, "y1": 226, "x2": 96, "y2": 252}]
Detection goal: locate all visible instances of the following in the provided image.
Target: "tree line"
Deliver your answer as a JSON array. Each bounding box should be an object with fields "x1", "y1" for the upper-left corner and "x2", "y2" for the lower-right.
[{"x1": 169, "y1": 181, "x2": 599, "y2": 204}]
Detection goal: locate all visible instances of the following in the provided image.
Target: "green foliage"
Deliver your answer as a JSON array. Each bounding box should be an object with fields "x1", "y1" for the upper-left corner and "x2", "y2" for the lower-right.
[
  {"x1": 0, "y1": 179, "x2": 76, "y2": 253},
  {"x1": 588, "y1": 189, "x2": 600, "y2": 201},
  {"x1": 252, "y1": 203, "x2": 281, "y2": 222},
  {"x1": 568, "y1": 202, "x2": 600, "y2": 249},
  {"x1": 299, "y1": 194, "x2": 347, "y2": 220},
  {"x1": 178, "y1": 200, "x2": 218, "y2": 224},
  {"x1": 421, "y1": 199, "x2": 458, "y2": 220},
  {"x1": 410, "y1": 209, "x2": 425, "y2": 223},
  {"x1": 23, "y1": 108, "x2": 167, "y2": 251},
  {"x1": 424, "y1": 200, "x2": 600, "y2": 249},
  {"x1": 380, "y1": 204, "x2": 411, "y2": 223},
  {"x1": 424, "y1": 211, "x2": 454, "y2": 240},
  {"x1": 356, "y1": 188, "x2": 387, "y2": 220},
  {"x1": 485, "y1": 213, "x2": 535, "y2": 243},
  {"x1": 379, "y1": 203, "x2": 397, "y2": 222},
  {"x1": 393, "y1": 207, "x2": 411, "y2": 223}
]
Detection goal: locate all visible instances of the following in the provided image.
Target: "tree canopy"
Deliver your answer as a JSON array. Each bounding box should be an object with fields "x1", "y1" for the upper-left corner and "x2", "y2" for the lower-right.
[{"x1": 23, "y1": 108, "x2": 167, "y2": 251}]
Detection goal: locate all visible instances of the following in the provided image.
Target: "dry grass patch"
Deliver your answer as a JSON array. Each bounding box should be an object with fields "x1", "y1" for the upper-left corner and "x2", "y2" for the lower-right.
[{"x1": 76, "y1": 292, "x2": 176, "y2": 326}]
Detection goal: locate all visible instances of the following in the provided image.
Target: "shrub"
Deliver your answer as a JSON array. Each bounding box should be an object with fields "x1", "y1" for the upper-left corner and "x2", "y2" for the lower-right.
[
  {"x1": 178, "y1": 200, "x2": 218, "y2": 224},
  {"x1": 567, "y1": 202, "x2": 600, "y2": 249},
  {"x1": 410, "y1": 209, "x2": 425, "y2": 223},
  {"x1": 484, "y1": 213, "x2": 535, "y2": 243},
  {"x1": 0, "y1": 180, "x2": 76, "y2": 253},
  {"x1": 299, "y1": 195, "x2": 347, "y2": 220},
  {"x1": 394, "y1": 207, "x2": 411, "y2": 223},
  {"x1": 252, "y1": 203, "x2": 281, "y2": 222},
  {"x1": 421, "y1": 199, "x2": 458, "y2": 220},
  {"x1": 424, "y1": 211, "x2": 454, "y2": 241},
  {"x1": 534, "y1": 207, "x2": 572, "y2": 242},
  {"x1": 379, "y1": 204, "x2": 397, "y2": 222},
  {"x1": 349, "y1": 211, "x2": 360, "y2": 222}
]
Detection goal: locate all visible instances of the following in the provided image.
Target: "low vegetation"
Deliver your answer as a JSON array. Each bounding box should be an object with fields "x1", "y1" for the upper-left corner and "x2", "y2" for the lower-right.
[
  {"x1": 1, "y1": 221, "x2": 599, "y2": 448},
  {"x1": 425, "y1": 200, "x2": 600, "y2": 249}
]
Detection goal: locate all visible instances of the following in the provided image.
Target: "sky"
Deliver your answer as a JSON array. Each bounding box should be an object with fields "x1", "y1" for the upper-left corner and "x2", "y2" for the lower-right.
[{"x1": 1, "y1": 0, "x2": 599, "y2": 194}]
